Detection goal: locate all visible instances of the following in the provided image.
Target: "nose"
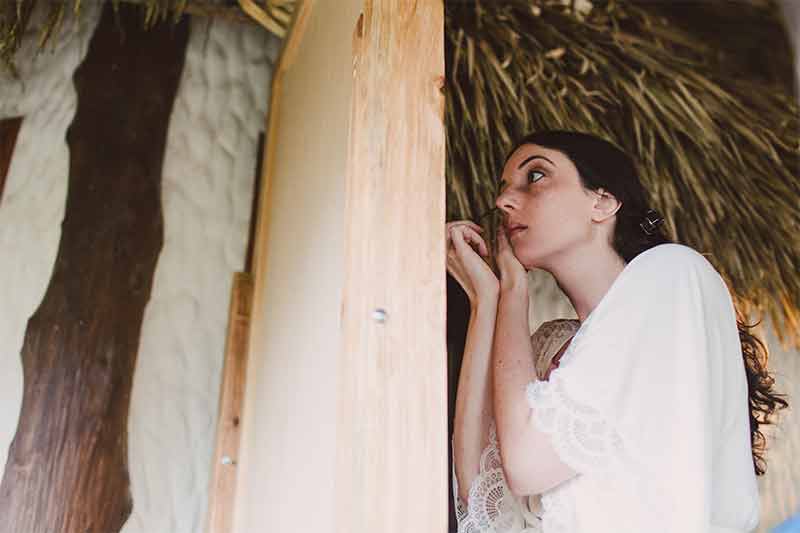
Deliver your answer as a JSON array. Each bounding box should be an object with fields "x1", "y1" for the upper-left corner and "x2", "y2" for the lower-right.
[{"x1": 495, "y1": 188, "x2": 518, "y2": 215}]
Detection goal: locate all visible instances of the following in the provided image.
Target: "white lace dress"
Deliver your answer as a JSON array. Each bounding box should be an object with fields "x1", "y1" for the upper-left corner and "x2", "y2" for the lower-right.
[{"x1": 452, "y1": 244, "x2": 761, "y2": 533}]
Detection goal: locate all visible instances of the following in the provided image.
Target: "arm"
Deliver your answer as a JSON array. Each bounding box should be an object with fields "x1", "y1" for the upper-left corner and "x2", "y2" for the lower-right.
[
  {"x1": 492, "y1": 283, "x2": 577, "y2": 496},
  {"x1": 452, "y1": 293, "x2": 498, "y2": 506}
]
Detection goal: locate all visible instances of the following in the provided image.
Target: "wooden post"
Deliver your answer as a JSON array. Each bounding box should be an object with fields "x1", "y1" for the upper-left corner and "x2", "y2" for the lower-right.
[
  {"x1": 0, "y1": 4, "x2": 189, "y2": 532},
  {"x1": 205, "y1": 273, "x2": 253, "y2": 533},
  {"x1": 335, "y1": 1, "x2": 446, "y2": 532}
]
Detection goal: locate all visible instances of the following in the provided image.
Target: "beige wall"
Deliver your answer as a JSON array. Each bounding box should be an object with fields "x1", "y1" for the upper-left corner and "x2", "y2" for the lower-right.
[{"x1": 232, "y1": 2, "x2": 361, "y2": 532}]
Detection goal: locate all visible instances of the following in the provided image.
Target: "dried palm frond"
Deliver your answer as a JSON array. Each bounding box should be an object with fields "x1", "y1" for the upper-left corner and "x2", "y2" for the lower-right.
[
  {"x1": 0, "y1": 0, "x2": 294, "y2": 72},
  {"x1": 445, "y1": 0, "x2": 800, "y2": 348}
]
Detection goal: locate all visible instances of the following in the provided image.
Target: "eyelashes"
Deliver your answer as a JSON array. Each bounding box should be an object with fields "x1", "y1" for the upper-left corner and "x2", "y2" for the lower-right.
[
  {"x1": 495, "y1": 167, "x2": 546, "y2": 194},
  {"x1": 528, "y1": 169, "x2": 544, "y2": 184}
]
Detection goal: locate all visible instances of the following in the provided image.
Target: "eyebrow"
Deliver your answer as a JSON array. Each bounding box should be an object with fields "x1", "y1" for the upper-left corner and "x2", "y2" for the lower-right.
[
  {"x1": 517, "y1": 155, "x2": 555, "y2": 169},
  {"x1": 497, "y1": 154, "x2": 556, "y2": 185}
]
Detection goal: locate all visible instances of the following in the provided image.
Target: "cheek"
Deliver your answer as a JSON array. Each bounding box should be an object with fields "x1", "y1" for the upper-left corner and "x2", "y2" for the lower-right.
[
  {"x1": 523, "y1": 188, "x2": 589, "y2": 239},
  {"x1": 527, "y1": 188, "x2": 570, "y2": 225}
]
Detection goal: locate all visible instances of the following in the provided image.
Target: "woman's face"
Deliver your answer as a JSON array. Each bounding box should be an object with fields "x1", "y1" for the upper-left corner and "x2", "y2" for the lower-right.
[{"x1": 494, "y1": 143, "x2": 598, "y2": 269}]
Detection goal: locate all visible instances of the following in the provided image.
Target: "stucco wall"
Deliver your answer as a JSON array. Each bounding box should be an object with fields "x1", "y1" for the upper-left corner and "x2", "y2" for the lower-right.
[
  {"x1": 0, "y1": 5, "x2": 278, "y2": 532},
  {"x1": 231, "y1": 2, "x2": 361, "y2": 532}
]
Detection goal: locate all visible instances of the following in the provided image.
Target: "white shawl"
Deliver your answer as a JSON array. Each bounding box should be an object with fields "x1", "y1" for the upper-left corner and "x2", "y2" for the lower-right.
[{"x1": 525, "y1": 243, "x2": 759, "y2": 532}]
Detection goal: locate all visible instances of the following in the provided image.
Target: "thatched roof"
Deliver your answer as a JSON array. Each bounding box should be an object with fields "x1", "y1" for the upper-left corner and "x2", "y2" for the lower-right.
[
  {"x1": 445, "y1": 0, "x2": 800, "y2": 348},
  {"x1": 0, "y1": 0, "x2": 294, "y2": 72},
  {"x1": 2, "y1": 0, "x2": 798, "y2": 347}
]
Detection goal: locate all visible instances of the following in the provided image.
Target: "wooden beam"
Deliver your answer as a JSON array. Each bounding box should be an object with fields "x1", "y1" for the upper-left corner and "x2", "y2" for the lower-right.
[
  {"x1": 0, "y1": 4, "x2": 189, "y2": 532},
  {"x1": 205, "y1": 273, "x2": 253, "y2": 533},
  {"x1": 335, "y1": 1, "x2": 446, "y2": 532},
  {"x1": 238, "y1": 0, "x2": 288, "y2": 37},
  {"x1": 0, "y1": 117, "x2": 23, "y2": 205}
]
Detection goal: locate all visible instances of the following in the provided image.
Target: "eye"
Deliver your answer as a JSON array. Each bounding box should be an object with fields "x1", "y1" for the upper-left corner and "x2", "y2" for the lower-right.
[{"x1": 528, "y1": 169, "x2": 545, "y2": 184}]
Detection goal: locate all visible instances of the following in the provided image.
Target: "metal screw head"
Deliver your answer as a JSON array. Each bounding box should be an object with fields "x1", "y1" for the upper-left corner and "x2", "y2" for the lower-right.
[
  {"x1": 372, "y1": 308, "x2": 388, "y2": 323},
  {"x1": 221, "y1": 455, "x2": 234, "y2": 465}
]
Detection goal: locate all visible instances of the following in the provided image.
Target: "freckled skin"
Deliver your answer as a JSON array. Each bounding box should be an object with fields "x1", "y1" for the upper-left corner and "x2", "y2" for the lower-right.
[{"x1": 495, "y1": 144, "x2": 597, "y2": 271}]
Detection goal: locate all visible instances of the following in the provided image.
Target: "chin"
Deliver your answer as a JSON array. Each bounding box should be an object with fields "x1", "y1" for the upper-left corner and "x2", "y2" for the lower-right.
[
  {"x1": 511, "y1": 238, "x2": 552, "y2": 271},
  {"x1": 509, "y1": 242, "x2": 536, "y2": 269}
]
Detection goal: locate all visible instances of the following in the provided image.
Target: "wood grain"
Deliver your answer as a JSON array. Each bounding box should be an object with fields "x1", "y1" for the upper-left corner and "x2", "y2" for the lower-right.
[
  {"x1": 335, "y1": 1, "x2": 447, "y2": 532},
  {"x1": 0, "y1": 4, "x2": 188, "y2": 532},
  {"x1": 205, "y1": 273, "x2": 253, "y2": 533}
]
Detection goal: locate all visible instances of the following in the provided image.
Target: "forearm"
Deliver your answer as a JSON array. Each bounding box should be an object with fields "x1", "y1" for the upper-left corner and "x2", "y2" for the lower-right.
[
  {"x1": 453, "y1": 295, "x2": 498, "y2": 505},
  {"x1": 492, "y1": 284, "x2": 537, "y2": 487}
]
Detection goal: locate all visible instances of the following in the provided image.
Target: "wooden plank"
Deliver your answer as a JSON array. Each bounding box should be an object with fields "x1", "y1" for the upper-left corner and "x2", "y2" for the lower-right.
[
  {"x1": 335, "y1": 1, "x2": 446, "y2": 532},
  {"x1": 0, "y1": 117, "x2": 23, "y2": 204},
  {"x1": 247, "y1": 0, "x2": 315, "y2": 333},
  {"x1": 0, "y1": 4, "x2": 189, "y2": 533},
  {"x1": 205, "y1": 273, "x2": 253, "y2": 533}
]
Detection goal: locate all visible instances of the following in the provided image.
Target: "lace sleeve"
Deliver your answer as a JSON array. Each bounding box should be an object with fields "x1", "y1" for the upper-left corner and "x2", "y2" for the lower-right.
[
  {"x1": 526, "y1": 370, "x2": 626, "y2": 474},
  {"x1": 452, "y1": 420, "x2": 543, "y2": 533}
]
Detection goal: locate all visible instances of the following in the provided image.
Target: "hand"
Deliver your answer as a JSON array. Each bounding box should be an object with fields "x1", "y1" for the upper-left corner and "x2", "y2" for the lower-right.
[
  {"x1": 495, "y1": 226, "x2": 528, "y2": 293},
  {"x1": 446, "y1": 221, "x2": 499, "y2": 304}
]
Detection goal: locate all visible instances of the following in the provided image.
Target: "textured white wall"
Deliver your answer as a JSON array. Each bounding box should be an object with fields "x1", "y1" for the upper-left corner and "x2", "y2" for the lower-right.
[
  {"x1": 0, "y1": 5, "x2": 278, "y2": 533},
  {"x1": 757, "y1": 322, "x2": 800, "y2": 531},
  {"x1": 123, "y1": 16, "x2": 279, "y2": 533}
]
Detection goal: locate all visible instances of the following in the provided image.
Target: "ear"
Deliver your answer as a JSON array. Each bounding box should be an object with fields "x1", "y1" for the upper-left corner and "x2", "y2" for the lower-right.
[{"x1": 591, "y1": 188, "x2": 621, "y2": 223}]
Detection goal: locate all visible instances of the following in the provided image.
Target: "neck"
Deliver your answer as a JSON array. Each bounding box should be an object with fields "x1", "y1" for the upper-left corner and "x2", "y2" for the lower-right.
[{"x1": 545, "y1": 242, "x2": 627, "y2": 323}]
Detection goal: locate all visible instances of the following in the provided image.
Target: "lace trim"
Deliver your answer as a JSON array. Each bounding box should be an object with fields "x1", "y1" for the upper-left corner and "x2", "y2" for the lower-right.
[
  {"x1": 453, "y1": 421, "x2": 543, "y2": 533},
  {"x1": 538, "y1": 477, "x2": 578, "y2": 533},
  {"x1": 526, "y1": 371, "x2": 625, "y2": 474}
]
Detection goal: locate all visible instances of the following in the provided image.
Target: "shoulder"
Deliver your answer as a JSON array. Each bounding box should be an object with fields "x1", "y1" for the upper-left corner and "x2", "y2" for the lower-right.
[
  {"x1": 633, "y1": 243, "x2": 708, "y2": 267},
  {"x1": 629, "y1": 243, "x2": 720, "y2": 281},
  {"x1": 619, "y1": 244, "x2": 731, "y2": 313}
]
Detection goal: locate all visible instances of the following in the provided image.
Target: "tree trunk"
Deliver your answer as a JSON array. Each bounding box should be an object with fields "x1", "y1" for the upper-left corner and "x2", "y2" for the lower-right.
[
  {"x1": 0, "y1": 4, "x2": 189, "y2": 532},
  {"x1": 0, "y1": 117, "x2": 23, "y2": 203}
]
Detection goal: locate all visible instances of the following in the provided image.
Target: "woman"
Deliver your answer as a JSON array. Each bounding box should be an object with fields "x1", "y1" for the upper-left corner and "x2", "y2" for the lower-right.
[{"x1": 447, "y1": 130, "x2": 787, "y2": 533}]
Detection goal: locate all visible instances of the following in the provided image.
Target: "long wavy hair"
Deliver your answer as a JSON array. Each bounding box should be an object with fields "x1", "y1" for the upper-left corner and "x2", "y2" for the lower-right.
[{"x1": 505, "y1": 130, "x2": 788, "y2": 476}]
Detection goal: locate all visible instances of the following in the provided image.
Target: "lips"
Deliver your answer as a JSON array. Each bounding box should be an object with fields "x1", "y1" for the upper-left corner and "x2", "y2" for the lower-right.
[{"x1": 505, "y1": 224, "x2": 528, "y2": 238}]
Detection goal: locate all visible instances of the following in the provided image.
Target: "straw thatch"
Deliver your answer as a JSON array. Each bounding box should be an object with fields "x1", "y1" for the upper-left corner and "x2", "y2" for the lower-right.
[
  {"x1": 445, "y1": 0, "x2": 800, "y2": 348},
  {"x1": 0, "y1": 0, "x2": 294, "y2": 73},
  {"x1": 1, "y1": 0, "x2": 798, "y2": 346}
]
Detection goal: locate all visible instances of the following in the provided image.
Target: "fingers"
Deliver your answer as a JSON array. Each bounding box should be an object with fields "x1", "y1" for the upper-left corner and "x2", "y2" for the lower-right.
[
  {"x1": 495, "y1": 226, "x2": 509, "y2": 254},
  {"x1": 451, "y1": 224, "x2": 489, "y2": 257},
  {"x1": 446, "y1": 220, "x2": 484, "y2": 235},
  {"x1": 446, "y1": 220, "x2": 484, "y2": 252}
]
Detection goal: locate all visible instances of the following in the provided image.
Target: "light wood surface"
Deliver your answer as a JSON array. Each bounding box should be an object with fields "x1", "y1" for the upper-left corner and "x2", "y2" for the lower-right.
[
  {"x1": 205, "y1": 273, "x2": 254, "y2": 533},
  {"x1": 335, "y1": 1, "x2": 447, "y2": 532}
]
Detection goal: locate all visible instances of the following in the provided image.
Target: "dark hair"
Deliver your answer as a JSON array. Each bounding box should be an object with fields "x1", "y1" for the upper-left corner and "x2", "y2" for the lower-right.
[{"x1": 506, "y1": 129, "x2": 788, "y2": 476}]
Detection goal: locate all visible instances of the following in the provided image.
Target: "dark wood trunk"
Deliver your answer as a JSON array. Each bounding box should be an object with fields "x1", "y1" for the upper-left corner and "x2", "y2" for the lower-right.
[
  {"x1": 0, "y1": 4, "x2": 189, "y2": 532},
  {"x1": 0, "y1": 117, "x2": 23, "y2": 203}
]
